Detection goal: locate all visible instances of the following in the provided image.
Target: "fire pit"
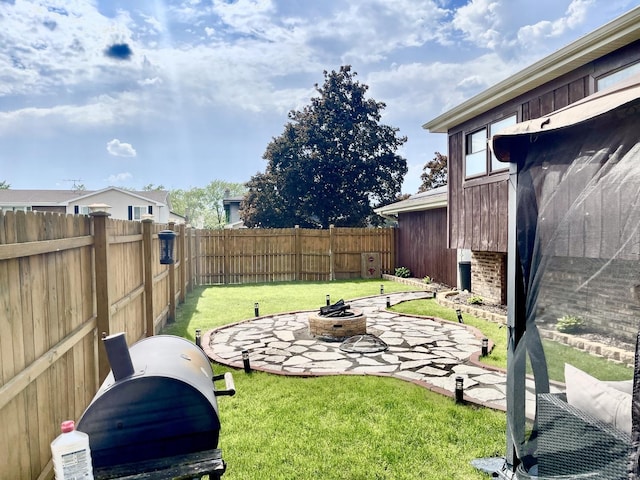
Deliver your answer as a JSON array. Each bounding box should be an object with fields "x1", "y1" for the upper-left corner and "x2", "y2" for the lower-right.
[{"x1": 308, "y1": 299, "x2": 367, "y2": 340}]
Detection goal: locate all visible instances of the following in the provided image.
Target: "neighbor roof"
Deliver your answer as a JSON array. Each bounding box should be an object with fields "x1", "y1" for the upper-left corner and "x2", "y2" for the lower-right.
[
  {"x1": 423, "y1": 6, "x2": 640, "y2": 133},
  {"x1": 374, "y1": 185, "x2": 447, "y2": 216},
  {"x1": 0, "y1": 187, "x2": 170, "y2": 207}
]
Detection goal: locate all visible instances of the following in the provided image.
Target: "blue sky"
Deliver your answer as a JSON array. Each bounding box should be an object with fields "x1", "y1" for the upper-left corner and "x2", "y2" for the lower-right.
[{"x1": 1, "y1": 0, "x2": 636, "y2": 194}]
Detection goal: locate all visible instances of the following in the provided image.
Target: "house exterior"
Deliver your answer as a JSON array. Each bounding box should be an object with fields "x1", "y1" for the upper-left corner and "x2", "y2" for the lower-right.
[
  {"x1": 374, "y1": 186, "x2": 458, "y2": 287},
  {"x1": 423, "y1": 6, "x2": 640, "y2": 304},
  {"x1": 223, "y1": 191, "x2": 245, "y2": 229},
  {"x1": 0, "y1": 187, "x2": 177, "y2": 223}
]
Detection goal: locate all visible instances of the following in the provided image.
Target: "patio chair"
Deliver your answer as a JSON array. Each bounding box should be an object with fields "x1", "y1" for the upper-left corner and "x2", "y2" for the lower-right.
[{"x1": 536, "y1": 392, "x2": 630, "y2": 478}]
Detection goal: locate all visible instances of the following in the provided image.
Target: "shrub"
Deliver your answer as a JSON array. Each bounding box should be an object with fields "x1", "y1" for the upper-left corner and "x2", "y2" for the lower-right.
[
  {"x1": 394, "y1": 266, "x2": 411, "y2": 278},
  {"x1": 467, "y1": 295, "x2": 484, "y2": 305},
  {"x1": 557, "y1": 314, "x2": 584, "y2": 333},
  {"x1": 423, "y1": 276, "x2": 431, "y2": 284}
]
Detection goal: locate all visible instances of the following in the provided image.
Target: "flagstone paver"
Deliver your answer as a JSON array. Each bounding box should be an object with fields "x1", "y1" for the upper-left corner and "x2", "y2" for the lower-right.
[{"x1": 202, "y1": 292, "x2": 548, "y2": 413}]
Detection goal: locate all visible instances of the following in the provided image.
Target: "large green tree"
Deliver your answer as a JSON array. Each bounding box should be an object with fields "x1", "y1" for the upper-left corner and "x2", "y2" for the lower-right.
[
  {"x1": 241, "y1": 65, "x2": 407, "y2": 228},
  {"x1": 170, "y1": 180, "x2": 245, "y2": 229},
  {"x1": 418, "y1": 152, "x2": 447, "y2": 192}
]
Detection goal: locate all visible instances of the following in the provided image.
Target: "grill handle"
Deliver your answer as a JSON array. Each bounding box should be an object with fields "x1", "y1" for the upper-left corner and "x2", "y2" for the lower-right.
[{"x1": 213, "y1": 372, "x2": 236, "y2": 397}]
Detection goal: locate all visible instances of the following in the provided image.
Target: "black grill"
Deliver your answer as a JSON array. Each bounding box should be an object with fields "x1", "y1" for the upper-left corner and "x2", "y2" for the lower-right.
[{"x1": 77, "y1": 333, "x2": 235, "y2": 479}]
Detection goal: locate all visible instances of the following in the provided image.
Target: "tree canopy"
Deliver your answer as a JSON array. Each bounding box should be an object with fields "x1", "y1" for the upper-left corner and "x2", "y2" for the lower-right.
[
  {"x1": 418, "y1": 152, "x2": 447, "y2": 192},
  {"x1": 241, "y1": 65, "x2": 407, "y2": 228}
]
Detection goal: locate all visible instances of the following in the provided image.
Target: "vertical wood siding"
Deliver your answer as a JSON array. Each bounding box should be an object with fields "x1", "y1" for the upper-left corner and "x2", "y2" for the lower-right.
[
  {"x1": 397, "y1": 208, "x2": 457, "y2": 287},
  {"x1": 449, "y1": 75, "x2": 591, "y2": 252}
]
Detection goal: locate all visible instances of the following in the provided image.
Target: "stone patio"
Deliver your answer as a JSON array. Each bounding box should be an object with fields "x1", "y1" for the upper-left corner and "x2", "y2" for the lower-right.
[{"x1": 203, "y1": 291, "x2": 545, "y2": 415}]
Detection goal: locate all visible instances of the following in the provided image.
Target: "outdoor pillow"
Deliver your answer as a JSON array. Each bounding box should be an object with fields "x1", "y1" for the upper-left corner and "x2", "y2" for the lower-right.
[
  {"x1": 564, "y1": 363, "x2": 631, "y2": 435},
  {"x1": 604, "y1": 379, "x2": 633, "y2": 395}
]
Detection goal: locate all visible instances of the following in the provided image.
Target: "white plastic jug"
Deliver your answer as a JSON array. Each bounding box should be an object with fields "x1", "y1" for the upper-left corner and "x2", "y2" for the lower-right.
[{"x1": 50, "y1": 420, "x2": 94, "y2": 480}]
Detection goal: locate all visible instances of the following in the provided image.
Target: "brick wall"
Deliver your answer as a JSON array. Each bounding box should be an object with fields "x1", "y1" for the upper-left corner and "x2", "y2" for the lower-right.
[
  {"x1": 536, "y1": 256, "x2": 640, "y2": 345},
  {"x1": 470, "y1": 251, "x2": 507, "y2": 304}
]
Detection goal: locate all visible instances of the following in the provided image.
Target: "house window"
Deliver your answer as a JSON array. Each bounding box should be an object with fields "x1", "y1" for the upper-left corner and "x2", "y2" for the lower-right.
[
  {"x1": 596, "y1": 62, "x2": 640, "y2": 91},
  {"x1": 465, "y1": 128, "x2": 487, "y2": 177},
  {"x1": 2, "y1": 206, "x2": 32, "y2": 213},
  {"x1": 465, "y1": 115, "x2": 517, "y2": 178},
  {"x1": 130, "y1": 206, "x2": 147, "y2": 220}
]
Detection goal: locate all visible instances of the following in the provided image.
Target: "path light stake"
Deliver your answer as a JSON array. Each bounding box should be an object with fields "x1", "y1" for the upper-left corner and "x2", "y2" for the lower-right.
[
  {"x1": 380, "y1": 284, "x2": 384, "y2": 294},
  {"x1": 254, "y1": 302, "x2": 259, "y2": 317},
  {"x1": 455, "y1": 376, "x2": 464, "y2": 404},
  {"x1": 456, "y1": 309, "x2": 464, "y2": 323},
  {"x1": 195, "y1": 329, "x2": 202, "y2": 349},
  {"x1": 326, "y1": 294, "x2": 330, "y2": 306},
  {"x1": 481, "y1": 338, "x2": 489, "y2": 357},
  {"x1": 242, "y1": 350, "x2": 251, "y2": 373},
  {"x1": 386, "y1": 296, "x2": 391, "y2": 308}
]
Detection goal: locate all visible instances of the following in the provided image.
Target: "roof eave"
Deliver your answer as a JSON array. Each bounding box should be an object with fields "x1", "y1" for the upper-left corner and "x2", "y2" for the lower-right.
[{"x1": 375, "y1": 197, "x2": 448, "y2": 215}]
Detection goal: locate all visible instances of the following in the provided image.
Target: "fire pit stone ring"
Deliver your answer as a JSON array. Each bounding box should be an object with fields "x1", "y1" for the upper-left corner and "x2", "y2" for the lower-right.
[{"x1": 308, "y1": 307, "x2": 367, "y2": 340}]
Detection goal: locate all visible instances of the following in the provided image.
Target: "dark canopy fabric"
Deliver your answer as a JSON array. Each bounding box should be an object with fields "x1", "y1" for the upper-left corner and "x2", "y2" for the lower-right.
[{"x1": 493, "y1": 76, "x2": 640, "y2": 477}]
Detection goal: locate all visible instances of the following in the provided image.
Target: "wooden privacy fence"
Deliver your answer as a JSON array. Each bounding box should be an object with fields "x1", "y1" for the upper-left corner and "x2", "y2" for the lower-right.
[
  {"x1": 197, "y1": 226, "x2": 396, "y2": 284},
  {"x1": 0, "y1": 211, "x2": 195, "y2": 480},
  {"x1": 0, "y1": 210, "x2": 394, "y2": 479}
]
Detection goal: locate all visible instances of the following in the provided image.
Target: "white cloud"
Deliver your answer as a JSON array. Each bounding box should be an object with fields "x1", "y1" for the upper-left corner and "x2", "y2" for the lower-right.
[
  {"x1": 517, "y1": 0, "x2": 594, "y2": 44},
  {"x1": 451, "y1": 0, "x2": 503, "y2": 49},
  {"x1": 107, "y1": 139, "x2": 137, "y2": 157},
  {"x1": 106, "y1": 172, "x2": 133, "y2": 183}
]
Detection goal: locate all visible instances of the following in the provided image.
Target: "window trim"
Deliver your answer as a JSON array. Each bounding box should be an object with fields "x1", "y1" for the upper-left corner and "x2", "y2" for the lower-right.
[
  {"x1": 464, "y1": 113, "x2": 517, "y2": 179},
  {"x1": 595, "y1": 61, "x2": 640, "y2": 92}
]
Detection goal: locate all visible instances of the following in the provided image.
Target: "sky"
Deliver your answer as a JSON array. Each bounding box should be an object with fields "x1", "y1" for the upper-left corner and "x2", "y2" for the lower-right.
[{"x1": 1, "y1": 0, "x2": 637, "y2": 195}]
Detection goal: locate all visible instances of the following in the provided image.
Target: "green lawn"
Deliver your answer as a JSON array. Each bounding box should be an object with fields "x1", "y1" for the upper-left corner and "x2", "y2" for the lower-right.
[{"x1": 164, "y1": 280, "x2": 507, "y2": 480}]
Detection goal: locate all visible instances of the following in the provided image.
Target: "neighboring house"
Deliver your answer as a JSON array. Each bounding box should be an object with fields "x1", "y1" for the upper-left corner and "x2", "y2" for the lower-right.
[
  {"x1": 0, "y1": 187, "x2": 178, "y2": 223},
  {"x1": 375, "y1": 186, "x2": 458, "y2": 287},
  {"x1": 423, "y1": 6, "x2": 640, "y2": 304},
  {"x1": 223, "y1": 190, "x2": 245, "y2": 229}
]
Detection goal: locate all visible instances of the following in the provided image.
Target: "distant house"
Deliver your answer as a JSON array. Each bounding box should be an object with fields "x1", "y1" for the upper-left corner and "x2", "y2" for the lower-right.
[
  {"x1": 422, "y1": 6, "x2": 640, "y2": 304},
  {"x1": 0, "y1": 187, "x2": 178, "y2": 223},
  {"x1": 223, "y1": 190, "x2": 245, "y2": 229},
  {"x1": 375, "y1": 186, "x2": 458, "y2": 287}
]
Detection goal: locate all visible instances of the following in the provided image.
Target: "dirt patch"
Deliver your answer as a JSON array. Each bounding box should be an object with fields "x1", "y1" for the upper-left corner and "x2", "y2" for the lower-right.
[{"x1": 440, "y1": 289, "x2": 507, "y2": 317}]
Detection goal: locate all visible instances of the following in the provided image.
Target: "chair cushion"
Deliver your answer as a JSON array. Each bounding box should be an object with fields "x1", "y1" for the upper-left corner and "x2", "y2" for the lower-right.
[{"x1": 564, "y1": 363, "x2": 631, "y2": 435}]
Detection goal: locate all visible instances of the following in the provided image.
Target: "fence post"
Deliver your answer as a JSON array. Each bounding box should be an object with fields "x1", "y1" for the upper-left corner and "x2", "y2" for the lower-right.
[
  {"x1": 142, "y1": 218, "x2": 154, "y2": 336},
  {"x1": 186, "y1": 226, "x2": 193, "y2": 292},
  {"x1": 90, "y1": 211, "x2": 111, "y2": 382},
  {"x1": 168, "y1": 221, "x2": 176, "y2": 322},
  {"x1": 223, "y1": 229, "x2": 230, "y2": 285},
  {"x1": 294, "y1": 225, "x2": 301, "y2": 281},
  {"x1": 329, "y1": 224, "x2": 335, "y2": 281},
  {"x1": 391, "y1": 226, "x2": 398, "y2": 275},
  {"x1": 179, "y1": 223, "x2": 186, "y2": 304},
  {"x1": 195, "y1": 228, "x2": 201, "y2": 285}
]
